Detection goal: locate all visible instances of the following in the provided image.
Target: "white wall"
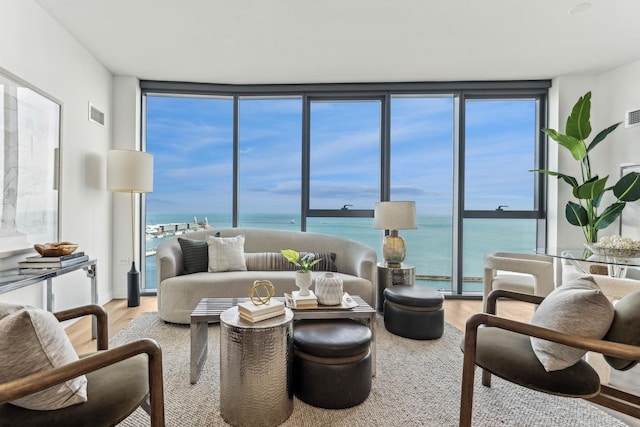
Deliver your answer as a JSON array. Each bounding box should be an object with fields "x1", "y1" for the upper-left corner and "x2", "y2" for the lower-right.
[
  {"x1": 0, "y1": 0, "x2": 113, "y2": 309},
  {"x1": 548, "y1": 60, "x2": 640, "y2": 251}
]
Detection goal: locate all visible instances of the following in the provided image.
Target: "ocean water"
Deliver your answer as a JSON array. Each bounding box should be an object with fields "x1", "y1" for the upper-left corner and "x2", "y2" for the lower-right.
[{"x1": 144, "y1": 213, "x2": 536, "y2": 293}]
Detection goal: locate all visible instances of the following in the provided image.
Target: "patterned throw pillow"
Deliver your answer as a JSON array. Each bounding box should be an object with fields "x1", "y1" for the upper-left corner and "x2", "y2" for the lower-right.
[
  {"x1": 0, "y1": 302, "x2": 88, "y2": 410},
  {"x1": 178, "y1": 237, "x2": 208, "y2": 274},
  {"x1": 244, "y1": 252, "x2": 337, "y2": 272},
  {"x1": 530, "y1": 275, "x2": 614, "y2": 371},
  {"x1": 207, "y1": 235, "x2": 248, "y2": 272}
]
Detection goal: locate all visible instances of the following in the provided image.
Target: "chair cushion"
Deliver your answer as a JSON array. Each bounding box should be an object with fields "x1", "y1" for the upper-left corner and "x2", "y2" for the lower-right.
[
  {"x1": 0, "y1": 353, "x2": 148, "y2": 427},
  {"x1": 471, "y1": 327, "x2": 601, "y2": 397},
  {"x1": 604, "y1": 290, "x2": 640, "y2": 370},
  {"x1": 0, "y1": 303, "x2": 87, "y2": 410},
  {"x1": 530, "y1": 275, "x2": 614, "y2": 372},
  {"x1": 207, "y1": 234, "x2": 247, "y2": 272}
]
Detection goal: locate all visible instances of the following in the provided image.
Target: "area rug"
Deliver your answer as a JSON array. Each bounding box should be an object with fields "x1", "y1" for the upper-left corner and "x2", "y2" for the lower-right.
[{"x1": 111, "y1": 313, "x2": 626, "y2": 426}]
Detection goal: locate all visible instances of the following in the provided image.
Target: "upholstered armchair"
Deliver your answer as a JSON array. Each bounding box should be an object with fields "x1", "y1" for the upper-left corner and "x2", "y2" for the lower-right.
[
  {"x1": 0, "y1": 304, "x2": 165, "y2": 426},
  {"x1": 483, "y1": 252, "x2": 555, "y2": 311},
  {"x1": 459, "y1": 287, "x2": 640, "y2": 427}
]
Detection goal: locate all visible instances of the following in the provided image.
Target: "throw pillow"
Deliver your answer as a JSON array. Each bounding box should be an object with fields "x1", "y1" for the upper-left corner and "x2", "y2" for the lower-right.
[
  {"x1": 178, "y1": 237, "x2": 208, "y2": 274},
  {"x1": 530, "y1": 275, "x2": 614, "y2": 372},
  {"x1": 0, "y1": 303, "x2": 88, "y2": 410},
  {"x1": 207, "y1": 235, "x2": 247, "y2": 272},
  {"x1": 244, "y1": 252, "x2": 337, "y2": 272}
]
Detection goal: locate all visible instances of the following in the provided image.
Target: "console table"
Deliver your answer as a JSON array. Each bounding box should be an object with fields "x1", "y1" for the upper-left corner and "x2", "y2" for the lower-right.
[
  {"x1": 539, "y1": 247, "x2": 640, "y2": 278},
  {"x1": 0, "y1": 259, "x2": 98, "y2": 337}
]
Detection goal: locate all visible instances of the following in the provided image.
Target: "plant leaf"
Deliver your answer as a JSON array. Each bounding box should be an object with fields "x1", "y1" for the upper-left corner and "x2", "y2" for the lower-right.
[
  {"x1": 565, "y1": 201, "x2": 589, "y2": 227},
  {"x1": 595, "y1": 202, "x2": 625, "y2": 230},
  {"x1": 587, "y1": 122, "x2": 622, "y2": 152},
  {"x1": 542, "y1": 129, "x2": 586, "y2": 160},
  {"x1": 280, "y1": 249, "x2": 300, "y2": 264},
  {"x1": 613, "y1": 171, "x2": 640, "y2": 202},
  {"x1": 565, "y1": 91, "x2": 592, "y2": 140},
  {"x1": 574, "y1": 176, "x2": 607, "y2": 200},
  {"x1": 531, "y1": 169, "x2": 578, "y2": 188}
]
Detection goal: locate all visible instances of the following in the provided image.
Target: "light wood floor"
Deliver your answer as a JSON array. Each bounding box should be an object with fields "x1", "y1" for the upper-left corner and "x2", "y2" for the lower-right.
[{"x1": 65, "y1": 296, "x2": 534, "y2": 354}]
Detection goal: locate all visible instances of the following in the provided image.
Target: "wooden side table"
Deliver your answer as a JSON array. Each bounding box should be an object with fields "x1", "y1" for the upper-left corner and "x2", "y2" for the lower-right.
[{"x1": 377, "y1": 262, "x2": 415, "y2": 311}]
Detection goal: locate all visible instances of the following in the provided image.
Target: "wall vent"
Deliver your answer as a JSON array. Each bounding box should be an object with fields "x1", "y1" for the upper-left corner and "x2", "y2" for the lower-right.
[
  {"x1": 625, "y1": 108, "x2": 640, "y2": 128},
  {"x1": 88, "y1": 102, "x2": 105, "y2": 126}
]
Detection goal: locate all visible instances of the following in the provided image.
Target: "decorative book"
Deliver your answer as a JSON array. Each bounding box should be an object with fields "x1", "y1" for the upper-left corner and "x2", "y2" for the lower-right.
[
  {"x1": 237, "y1": 299, "x2": 285, "y2": 322},
  {"x1": 18, "y1": 254, "x2": 89, "y2": 269},
  {"x1": 291, "y1": 290, "x2": 318, "y2": 308}
]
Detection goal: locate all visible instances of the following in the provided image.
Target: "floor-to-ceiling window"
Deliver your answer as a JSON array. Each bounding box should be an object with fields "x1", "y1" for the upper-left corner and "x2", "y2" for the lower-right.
[{"x1": 141, "y1": 81, "x2": 549, "y2": 295}]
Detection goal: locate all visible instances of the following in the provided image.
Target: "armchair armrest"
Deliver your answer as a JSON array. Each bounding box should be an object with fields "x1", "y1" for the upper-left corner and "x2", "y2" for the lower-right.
[
  {"x1": 0, "y1": 338, "x2": 165, "y2": 427},
  {"x1": 485, "y1": 289, "x2": 545, "y2": 315},
  {"x1": 465, "y1": 313, "x2": 640, "y2": 363},
  {"x1": 54, "y1": 304, "x2": 108, "y2": 350}
]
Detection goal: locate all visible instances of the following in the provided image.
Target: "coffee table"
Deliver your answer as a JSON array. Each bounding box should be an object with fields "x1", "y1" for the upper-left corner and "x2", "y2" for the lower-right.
[{"x1": 190, "y1": 295, "x2": 377, "y2": 384}]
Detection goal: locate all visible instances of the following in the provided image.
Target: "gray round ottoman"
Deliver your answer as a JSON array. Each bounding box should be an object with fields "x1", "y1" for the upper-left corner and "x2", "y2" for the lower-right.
[
  {"x1": 383, "y1": 285, "x2": 444, "y2": 340},
  {"x1": 293, "y1": 319, "x2": 372, "y2": 409}
]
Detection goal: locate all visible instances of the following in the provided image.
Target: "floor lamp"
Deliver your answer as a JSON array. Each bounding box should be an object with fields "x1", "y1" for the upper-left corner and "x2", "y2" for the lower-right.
[{"x1": 107, "y1": 149, "x2": 154, "y2": 307}]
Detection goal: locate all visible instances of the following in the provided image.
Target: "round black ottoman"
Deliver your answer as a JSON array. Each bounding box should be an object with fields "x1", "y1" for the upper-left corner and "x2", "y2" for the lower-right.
[
  {"x1": 293, "y1": 319, "x2": 372, "y2": 409},
  {"x1": 383, "y1": 285, "x2": 444, "y2": 340}
]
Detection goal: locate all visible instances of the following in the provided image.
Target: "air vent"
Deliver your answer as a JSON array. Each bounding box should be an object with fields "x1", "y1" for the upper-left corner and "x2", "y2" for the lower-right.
[
  {"x1": 625, "y1": 108, "x2": 640, "y2": 128},
  {"x1": 88, "y1": 102, "x2": 105, "y2": 126}
]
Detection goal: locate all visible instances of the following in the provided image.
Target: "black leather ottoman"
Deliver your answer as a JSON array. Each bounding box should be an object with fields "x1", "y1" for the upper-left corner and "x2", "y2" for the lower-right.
[
  {"x1": 293, "y1": 319, "x2": 372, "y2": 409},
  {"x1": 383, "y1": 285, "x2": 444, "y2": 340}
]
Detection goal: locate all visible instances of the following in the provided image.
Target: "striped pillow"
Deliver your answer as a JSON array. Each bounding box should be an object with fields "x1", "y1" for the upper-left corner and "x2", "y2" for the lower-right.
[
  {"x1": 245, "y1": 252, "x2": 337, "y2": 272},
  {"x1": 178, "y1": 237, "x2": 208, "y2": 274}
]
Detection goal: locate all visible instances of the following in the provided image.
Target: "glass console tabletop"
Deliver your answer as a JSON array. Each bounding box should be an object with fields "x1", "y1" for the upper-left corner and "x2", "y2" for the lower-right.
[{"x1": 538, "y1": 247, "x2": 640, "y2": 278}]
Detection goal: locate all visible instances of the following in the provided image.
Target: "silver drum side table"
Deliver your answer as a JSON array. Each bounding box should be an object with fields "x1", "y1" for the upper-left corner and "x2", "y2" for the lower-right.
[
  {"x1": 220, "y1": 306, "x2": 294, "y2": 427},
  {"x1": 377, "y1": 262, "x2": 416, "y2": 311}
]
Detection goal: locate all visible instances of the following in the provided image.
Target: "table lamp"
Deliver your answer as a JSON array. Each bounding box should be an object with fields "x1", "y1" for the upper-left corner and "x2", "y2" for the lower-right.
[
  {"x1": 107, "y1": 149, "x2": 154, "y2": 307},
  {"x1": 374, "y1": 201, "x2": 417, "y2": 267}
]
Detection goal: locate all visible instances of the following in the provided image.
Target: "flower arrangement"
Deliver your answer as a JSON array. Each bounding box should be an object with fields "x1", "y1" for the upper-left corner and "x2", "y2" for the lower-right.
[{"x1": 280, "y1": 249, "x2": 321, "y2": 273}]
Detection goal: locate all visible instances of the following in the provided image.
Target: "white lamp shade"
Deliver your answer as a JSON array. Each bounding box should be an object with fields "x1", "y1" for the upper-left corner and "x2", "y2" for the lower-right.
[
  {"x1": 107, "y1": 150, "x2": 154, "y2": 193},
  {"x1": 374, "y1": 201, "x2": 417, "y2": 230}
]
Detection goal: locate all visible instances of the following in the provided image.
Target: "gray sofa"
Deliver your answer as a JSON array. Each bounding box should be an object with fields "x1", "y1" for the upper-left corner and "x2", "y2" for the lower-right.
[{"x1": 156, "y1": 228, "x2": 378, "y2": 323}]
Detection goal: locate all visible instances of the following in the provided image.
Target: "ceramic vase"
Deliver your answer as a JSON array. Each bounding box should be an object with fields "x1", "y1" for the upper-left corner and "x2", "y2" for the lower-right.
[
  {"x1": 315, "y1": 272, "x2": 343, "y2": 305},
  {"x1": 295, "y1": 271, "x2": 312, "y2": 296}
]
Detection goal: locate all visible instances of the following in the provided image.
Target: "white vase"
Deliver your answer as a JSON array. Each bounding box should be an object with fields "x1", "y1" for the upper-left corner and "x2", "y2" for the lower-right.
[
  {"x1": 315, "y1": 272, "x2": 343, "y2": 305},
  {"x1": 295, "y1": 271, "x2": 312, "y2": 296}
]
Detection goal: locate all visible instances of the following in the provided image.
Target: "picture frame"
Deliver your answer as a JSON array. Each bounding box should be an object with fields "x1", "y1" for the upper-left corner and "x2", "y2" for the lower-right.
[
  {"x1": 0, "y1": 67, "x2": 60, "y2": 257},
  {"x1": 619, "y1": 162, "x2": 640, "y2": 241}
]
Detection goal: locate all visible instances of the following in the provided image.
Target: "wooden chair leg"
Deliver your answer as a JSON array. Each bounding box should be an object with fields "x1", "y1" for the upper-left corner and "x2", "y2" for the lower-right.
[
  {"x1": 460, "y1": 348, "x2": 475, "y2": 427},
  {"x1": 481, "y1": 369, "x2": 491, "y2": 387}
]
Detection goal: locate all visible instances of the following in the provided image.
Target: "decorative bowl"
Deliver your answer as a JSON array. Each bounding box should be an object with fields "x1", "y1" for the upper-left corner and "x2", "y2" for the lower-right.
[
  {"x1": 34, "y1": 242, "x2": 79, "y2": 257},
  {"x1": 584, "y1": 243, "x2": 640, "y2": 259}
]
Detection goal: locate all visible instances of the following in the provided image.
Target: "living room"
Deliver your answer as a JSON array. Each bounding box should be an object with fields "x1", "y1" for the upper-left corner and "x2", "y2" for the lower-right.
[{"x1": 1, "y1": 0, "x2": 640, "y2": 425}]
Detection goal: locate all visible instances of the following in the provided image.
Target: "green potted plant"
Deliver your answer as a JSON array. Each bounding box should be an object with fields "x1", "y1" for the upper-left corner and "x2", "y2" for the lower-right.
[
  {"x1": 281, "y1": 249, "x2": 322, "y2": 296},
  {"x1": 534, "y1": 91, "x2": 640, "y2": 243}
]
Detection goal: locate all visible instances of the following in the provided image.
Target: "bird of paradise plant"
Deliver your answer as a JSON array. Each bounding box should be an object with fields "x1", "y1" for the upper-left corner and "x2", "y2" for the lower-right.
[{"x1": 533, "y1": 91, "x2": 640, "y2": 243}]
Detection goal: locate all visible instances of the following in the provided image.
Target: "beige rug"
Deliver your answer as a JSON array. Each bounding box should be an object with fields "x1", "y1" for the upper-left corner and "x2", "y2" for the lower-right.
[{"x1": 112, "y1": 313, "x2": 627, "y2": 426}]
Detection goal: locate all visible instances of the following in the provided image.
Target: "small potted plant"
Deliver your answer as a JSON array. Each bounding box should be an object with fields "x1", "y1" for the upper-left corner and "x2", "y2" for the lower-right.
[
  {"x1": 281, "y1": 249, "x2": 321, "y2": 296},
  {"x1": 533, "y1": 91, "x2": 640, "y2": 243}
]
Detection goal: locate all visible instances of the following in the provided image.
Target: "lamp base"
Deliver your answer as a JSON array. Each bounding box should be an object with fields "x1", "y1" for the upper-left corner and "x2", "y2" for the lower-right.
[
  {"x1": 382, "y1": 230, "x2": 406, "y2": 267},
  {"x1": 127, "y1": 261, "x2": 140, "y2": 307}
]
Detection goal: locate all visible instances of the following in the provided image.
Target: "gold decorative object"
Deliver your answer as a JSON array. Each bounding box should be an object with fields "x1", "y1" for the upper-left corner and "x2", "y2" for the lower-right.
[
  {"x1": 34, "y1": 241, "x2": 79, "y2": 257},
  {"x1": 249, "y1": 280, "x2": 275, "y2": 306}
]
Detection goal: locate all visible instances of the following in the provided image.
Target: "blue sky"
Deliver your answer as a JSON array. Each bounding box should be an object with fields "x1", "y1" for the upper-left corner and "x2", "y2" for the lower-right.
[{"x1": 145, "y1": 95, "x2": 536, "y2": 217}]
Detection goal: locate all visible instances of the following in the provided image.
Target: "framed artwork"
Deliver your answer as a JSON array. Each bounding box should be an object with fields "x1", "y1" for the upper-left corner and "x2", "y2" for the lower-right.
[
  {"x1": 620, "y1": 162, "x2": 640, "y2": 241},
  {"x1": 0, "y1": 67, "x2": 60, "y2": 256}
]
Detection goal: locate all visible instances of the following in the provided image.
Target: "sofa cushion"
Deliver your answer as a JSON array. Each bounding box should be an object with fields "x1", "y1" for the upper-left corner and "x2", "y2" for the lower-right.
[
  {"x1": 245, "y1": 252, "x2": 337, "y2": 272},
  {"x1": 530, "y1": 275, "x2": 614, "y2": 372},
  {"x1": 178, "y1": 237, "x2": 208, "y2": 274},
  {"x1": 207, "y1": 235, "x2": 247, "y2": 272},
  {"x1": 0, "y1": 302, "x2": 88, "y2": 410}
]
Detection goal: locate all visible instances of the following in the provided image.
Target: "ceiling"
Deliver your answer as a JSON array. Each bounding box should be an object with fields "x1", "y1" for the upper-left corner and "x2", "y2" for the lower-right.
[{"x1": 35, "y1": 0, "x2": 640, "y2": 85}]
